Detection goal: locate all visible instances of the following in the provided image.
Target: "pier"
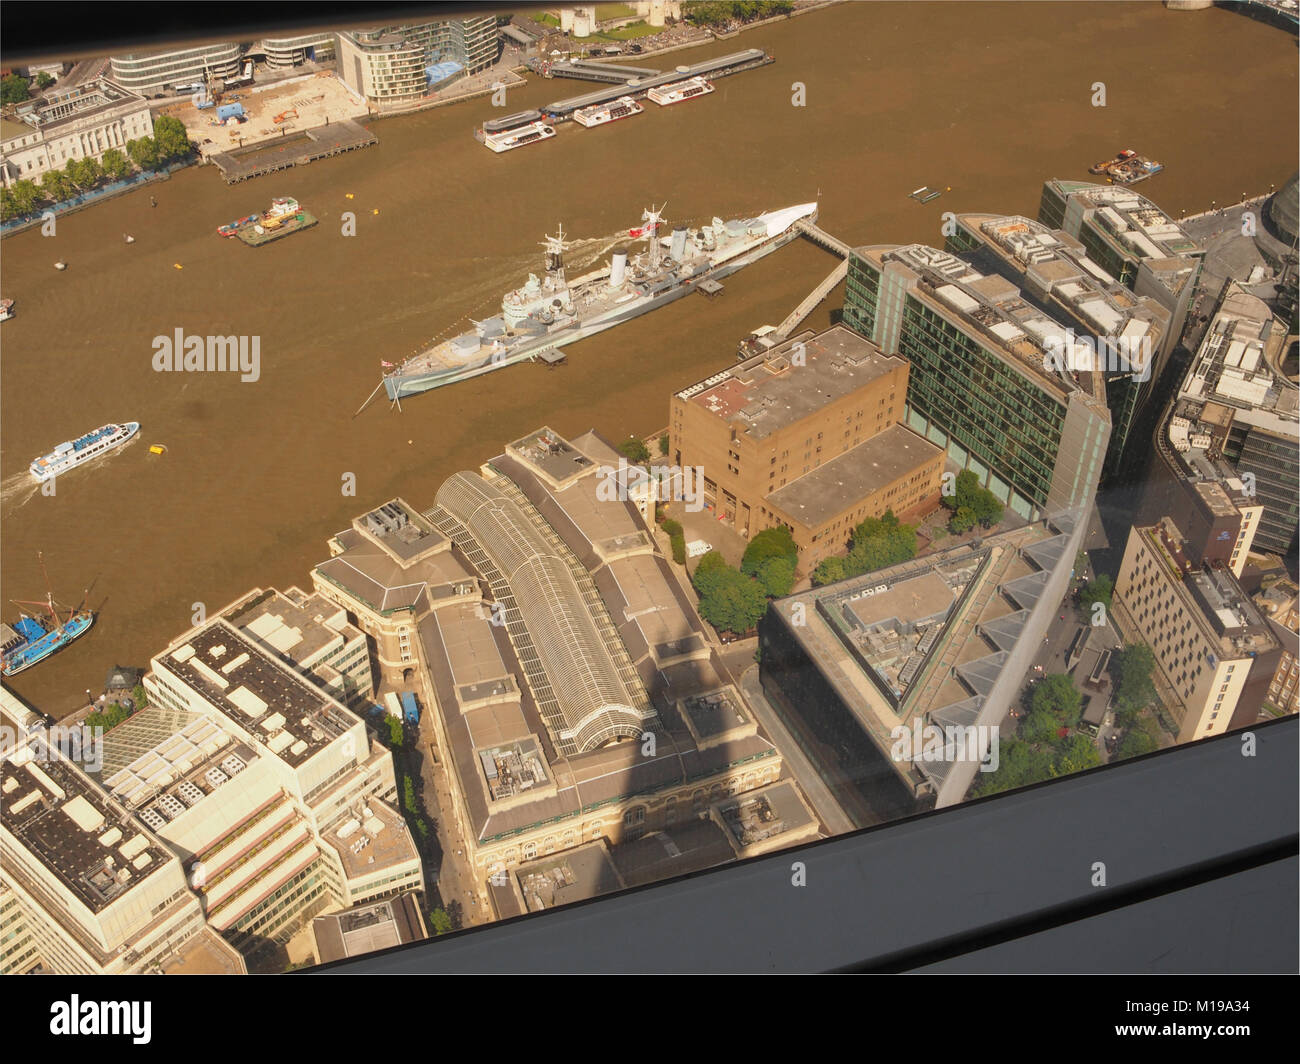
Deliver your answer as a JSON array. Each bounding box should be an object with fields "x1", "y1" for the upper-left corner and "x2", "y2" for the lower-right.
[
  {"x1": 529, "y1": 58, "x2": 663, "y2": 83},
  {"x1": 773, "y1": 259, "x2": 848, "y2": 339},
  {"x1": 211, "y1": 119, "x2": 377, "y2": 184},
  {"x1": 543, "y1": 48, "x2": 773, "y2": 121},
  {"x1": 792, "y1": 218, "x2": 851, "y2": 257}
]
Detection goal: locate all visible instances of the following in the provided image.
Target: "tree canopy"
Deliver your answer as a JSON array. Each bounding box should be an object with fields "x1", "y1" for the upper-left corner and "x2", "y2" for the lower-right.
[
  {"x1": 697, "y1": 565, "x2": 768, "y2": 635},
  {"x1": 741, "y1": 526, "x2": 797, "y2": 576},
  {"x1": 941, "y1": 470, "x2": 1003, "y2": 531}
]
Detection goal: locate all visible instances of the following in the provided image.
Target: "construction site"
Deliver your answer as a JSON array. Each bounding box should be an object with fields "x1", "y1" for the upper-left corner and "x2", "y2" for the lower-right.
[{"x1": 155, "y1": 71, "x2": 367, "y2": 159}]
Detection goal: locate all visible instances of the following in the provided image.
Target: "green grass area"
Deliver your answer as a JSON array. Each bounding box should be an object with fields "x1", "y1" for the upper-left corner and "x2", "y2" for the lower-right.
[
  {"x1": 536, "y1": 12, "x2": 561, "y2": 26},
  {"x1": 596, "y1": 2, "x2": 638, "y2": 18},
  {"x1": 595, "y1": 21, "x2": 661, "y2": 40}
]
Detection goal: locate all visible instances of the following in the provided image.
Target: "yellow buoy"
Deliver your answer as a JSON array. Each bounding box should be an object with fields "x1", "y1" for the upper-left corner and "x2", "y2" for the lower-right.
[
  {"x1": 372, "y1": 209, "x2": 379, "y2": 215},
  {"x1": 149, "y1": 444, "x2": 167, "y2": 455},
  {"x1": 173, "y1": 263, "x2": 183, "y2": 270},
  {"x1": 346, "y1": 193, "x2": 355, "y2": 199}
]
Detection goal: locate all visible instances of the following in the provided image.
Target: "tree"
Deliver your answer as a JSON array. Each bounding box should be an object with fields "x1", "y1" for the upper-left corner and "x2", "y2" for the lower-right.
[
  {"x1": 1019, "y1": 709, "x2": 1062, "y2": 745},
  {"x1": 384, "y1": 715, "x2": 404, "y2": 748},
  {"x1": 691, "y1": 549, "x2": 730, "y2": 596},
  {"x1": 811, "y1": 555, "x2": 847, "y2": 587},
  {"x1": 942, "y1": 469, "x2": 1002, "y2": 529},
  {"x1": 948, "y1": 505, "x2": 977, "y2": 534},
  {"x1": 152, "y1": 115, "x2": 193, "y2": 160},
  {"x1": 1078, "y1": 573, "x2": 1113, "y2": 612},
  {"x1": 35, "y1": 72, "x2": 54, "y2": 90},
  {"x1": 1116, "y1": 718, "x2": 1159, "y2": 760},
  {"x1": 971, "y1": 738, "x2": 1055, "y2": 797},
  {"x1": 126, "y1": 136, "x2": 160, "y2": 171},
  {"x1": 429, "y1": 908, "x2": 453, "y2": 935},
  {"x1": 1111, "y1": 643, "x2": 1157, "y2": 720},
  {"x1": 1, "y1": 74, "x2": 30, "y2": 104},
  {"x1": 755, "y1": 556, "x2": 795, "y2": 598},
  {"x1": 132, "y1": 684, "x2": 149, "y2": 711},
  {"x1": 40, "y1": 169, "x2": 71, "y2": 202},
  {"x1": 741, "y1": 526, "x2": 796, "y2": 576},
  {"x1": 101, "y1": 148, "x2": 131, "y2": 180},
  {"x1": 657, "y1": 434, "x2": 670, "y2": 457},
  {"x1": 1052, "y1": 733, "x2": 1102, "y2": 776},
  {"x1": 9, "y1": 179, "x2": 40, "y2": 216},
  {"x1": 0, "y1": 188, "x2": 16, "y2": 222},
  {"x1": 845, "y1": 510, "x2": 917, "y2": 574},
  {"x1": 698, "y1": 566, "x2": 768, "y2": 634},
  {"x1": 67, "y1": 156, "x2": 102, "y2": 191},
  {"x1": 616, "y1": 437, "x2": 650, "y2": 464},
  {"x1": 1030, "y1": 673, "x2": 1082, "y2": 727}
]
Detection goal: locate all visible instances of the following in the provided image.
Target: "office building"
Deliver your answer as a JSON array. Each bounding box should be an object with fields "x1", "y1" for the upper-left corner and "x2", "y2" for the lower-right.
[
  {"x1": 1113, "y1": 518, "x2": 1279, "y2": 743},
  {"x1": 1165, "y1": 280, "x2": 1298, "y2": 555},
  {"x1": 1038, "y1": 179, "x2": 1204, "y2": 359},
  {"x1": 109, "y1": 43, "x2": 241, "y2": 97},
  {"x1": 224, "y1": 586, "x2": 375, "y2": 710},
  {"x1": 133, "y1": 618, "x2": 422, "y2": 963},
  {"x1": 311, "y1": 891, "x2": 426, "y2": 963},
  {"x1": 669, "y1": 325, "x2": 944, "y2": 572},
  {"x1": 1249, "y1": 575, "x2": 1300, "y2": 724},
  {"x1": 0, "y1": 78, "x2": 153, "y2": 187},
  {"x1": 1, "y1": 689, "x2": 246, "y2": 975},
  {"x1": 948, "y1": 213, "x2": 1171, "y2": 477},
  {"x1": 760, "y1": 512, "x2": 1089, "y2": 823},
  {"x1": 844, "y1": 243, "x2": 1112, "y2": 521},
  {"x1": 262, "y1": 33, "x2": 337, "y2": 68},
  {"x1": 337, "y1": 17, "x2": 498, "y2": 108}
]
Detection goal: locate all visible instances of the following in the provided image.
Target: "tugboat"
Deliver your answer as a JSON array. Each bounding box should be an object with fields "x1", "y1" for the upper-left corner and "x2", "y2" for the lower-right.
[{"x1": 1, "y1": 556, "x2": 94, "y2": 676}]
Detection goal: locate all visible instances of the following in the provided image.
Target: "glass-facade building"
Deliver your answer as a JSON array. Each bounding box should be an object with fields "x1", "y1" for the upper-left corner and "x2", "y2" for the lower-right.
[{"x1": 844, "y1": 246, "x2": 1110, "y2": 521}]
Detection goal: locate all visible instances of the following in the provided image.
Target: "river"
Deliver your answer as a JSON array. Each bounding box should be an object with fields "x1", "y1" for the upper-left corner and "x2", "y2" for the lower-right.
[{"x1": 2, "y1": 1, "x2": 1296, "y2": 715}]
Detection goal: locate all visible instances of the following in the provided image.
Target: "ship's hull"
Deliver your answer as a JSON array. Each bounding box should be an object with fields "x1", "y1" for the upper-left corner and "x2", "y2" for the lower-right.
[
  {"x1": 1, "y1": 613, "x2": 94, "y2": 676},
  {"x1": 383, "y1": 219, "x2": 807, "y2": 400}
]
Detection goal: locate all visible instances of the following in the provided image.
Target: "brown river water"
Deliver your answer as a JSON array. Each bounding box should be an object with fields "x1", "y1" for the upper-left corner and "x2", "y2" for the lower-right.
[{"x1": 2, "y1": 2, "x2": 1296, "y2": 715}]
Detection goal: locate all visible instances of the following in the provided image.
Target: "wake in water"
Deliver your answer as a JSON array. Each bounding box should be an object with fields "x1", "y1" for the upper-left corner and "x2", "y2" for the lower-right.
[
  {"x1": 403, "y1": 228, "x2": 650, "y2": 355},
  {"x1": 0, "y1": 470, "x2": 41, "y2": 512}
]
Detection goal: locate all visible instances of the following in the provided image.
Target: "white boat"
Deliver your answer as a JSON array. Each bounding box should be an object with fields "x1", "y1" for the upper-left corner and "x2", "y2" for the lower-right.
[
  {"x1": 29, "y1": 422, "x2": 140, "y2": 482},
  {"x1": 54, "y1": 261, "x2": 67, "y2": 271},
  {"x1": 479, "y1": 120, "x2": 556, "y2": 153},
  {"x1": 0, "y1": 298, "x2": 13, "y2": 322},
  {"x1": 647, "y1": 77, "x2": 714, "y2": 106},
  {"x1": 574, "y1": 96, "x2": 643, "y2": 128}
]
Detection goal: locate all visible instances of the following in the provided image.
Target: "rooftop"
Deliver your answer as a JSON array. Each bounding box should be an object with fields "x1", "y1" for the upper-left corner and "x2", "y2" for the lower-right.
[
  {"x1": 1, "y1": 750, "x2": 172, "y2": 914},
  {"x1": 312, "y1": 892, "x2": 426, "y2": 964},
  {"x1": 160, "y1": 621, "x2": 358, "y2": 768},
  {"x1": 4, "y1": 78, "x2": 144, "y2": 138},
  {"x1": 768, "y1": 518, "x2": 1077, "y2": 788},
  {"x1": 766, "y1": 424, "x2": 944, "y2": 529},
  {"x1": 714, "y1": 779, "x2": 817, "y2": 852},
  {"x1": 676, "y1": 326, "x2": 904, "y2": 440},
  {"x1": 1048, "y1": 179, "x2": 1202, "y2": 264},
  {"x1": 855, "y1": 244, "x2": 1104, "y2": 404},
  {"x1": 326, "y1": 797, "x2": 420, "y2": 881},
  {"x1": 1140, "y1": 520, "x2": 1279, "y2": 657},
  {"x1": 513, "y1": 840, "x2": 625, "y2": 913}
]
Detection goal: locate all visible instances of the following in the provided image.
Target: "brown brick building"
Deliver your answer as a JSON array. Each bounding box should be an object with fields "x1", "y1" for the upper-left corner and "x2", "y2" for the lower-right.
[{"x1": 668, "y1": 326, "x2": 945, "y2": 573}]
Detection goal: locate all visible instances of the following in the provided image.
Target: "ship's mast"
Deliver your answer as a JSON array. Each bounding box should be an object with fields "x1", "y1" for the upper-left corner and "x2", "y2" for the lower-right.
[
  {"x1": 541, "y1": 224, "x2": 568, "y2": 283},
  {"x1": 642, "y1": 204, "x2": 665, "y2": 272}
]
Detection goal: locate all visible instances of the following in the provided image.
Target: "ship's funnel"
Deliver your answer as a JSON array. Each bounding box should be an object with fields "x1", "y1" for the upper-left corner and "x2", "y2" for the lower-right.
[
  {"x1": 610, "y1": 248, "x2": 628, "y2": 288},
  {"x1": 670, "y1": 226, "x2": 687, "y2": 261}
]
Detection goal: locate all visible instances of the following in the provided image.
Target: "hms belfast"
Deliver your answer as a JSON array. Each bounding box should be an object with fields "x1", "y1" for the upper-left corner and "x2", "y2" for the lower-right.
[{"x1": 375, "y1": 201, "x2": 818, "y2": 403}]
